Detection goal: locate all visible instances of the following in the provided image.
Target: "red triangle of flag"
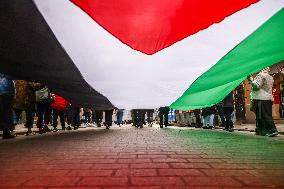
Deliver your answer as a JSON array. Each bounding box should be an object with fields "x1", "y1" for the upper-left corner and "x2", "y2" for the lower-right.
[{"x1": 71, "y1": 0, "x2": 258, "y2": 55}]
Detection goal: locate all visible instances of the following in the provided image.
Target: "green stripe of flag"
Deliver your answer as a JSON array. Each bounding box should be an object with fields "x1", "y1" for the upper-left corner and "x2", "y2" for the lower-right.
[{"x1": 170, "y1": 8, "x2": 284, "y2": 110}]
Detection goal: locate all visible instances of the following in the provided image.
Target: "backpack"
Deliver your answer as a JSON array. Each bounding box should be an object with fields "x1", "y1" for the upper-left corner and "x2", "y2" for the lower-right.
[{"x1": 35, "y1": 87, "x2": 49, "y2": 102}]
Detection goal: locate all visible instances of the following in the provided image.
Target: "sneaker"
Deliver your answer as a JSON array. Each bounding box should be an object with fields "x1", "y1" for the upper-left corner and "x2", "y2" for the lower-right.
[
  {"x1": 2, "y1": 133, "x2": 16, "y2": 140},
  {"x1": 74, "y1": 126, "x2": 79, "y2": 130},
  {"x1": 53, "y1": 128, "x2": 58, "y2": 132},
  {"x1": 266, "y1": 132, "x2": 278, "y2": 137},
  {"x1": 195, "y1": 125, "x2": 202, "y2": 128},
  {"x1": 228, "y1": 128, "x2": 234, "y2": 132},
  {"x1": 106, "y1": 125, "x2": 110, "y2": 129},
  {"x1": 66, "y1": 126, "x2": 72, "y2": 130},
  {"x1": 39, "y1": 128, "x2": 46, "y2": 134},
  {"x1": 25, "y1": 130, "x2": 35, "y2": 136},
  {"x1": 44, "y1": 126, "x2": 51, "y2": 132}
]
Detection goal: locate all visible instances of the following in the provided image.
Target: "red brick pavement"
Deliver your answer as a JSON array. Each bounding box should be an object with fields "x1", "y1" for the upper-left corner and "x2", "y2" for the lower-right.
[{"x1": 0, "y1": 125, "x2": 284, "y2": 188}]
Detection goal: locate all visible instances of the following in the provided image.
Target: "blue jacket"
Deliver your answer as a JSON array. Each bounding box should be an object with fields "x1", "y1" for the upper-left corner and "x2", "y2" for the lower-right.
[{"x1": 0, "y1": 73, "x2": 15, "y2": 97}]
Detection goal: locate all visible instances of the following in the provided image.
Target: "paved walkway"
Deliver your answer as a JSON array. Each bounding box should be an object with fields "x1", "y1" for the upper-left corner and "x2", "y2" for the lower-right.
[
  {"x1": 1, "y1": 124, "x2": 284, "y2": 188},
  {"x1": 4, "y1": 122, "x2": 284, "y2": 136}
]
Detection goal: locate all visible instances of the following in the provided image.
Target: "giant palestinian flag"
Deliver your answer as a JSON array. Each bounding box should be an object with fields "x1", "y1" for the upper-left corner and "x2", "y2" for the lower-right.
[{"x1": 0, "y1": 0, "x2": 283, "y2": 110}]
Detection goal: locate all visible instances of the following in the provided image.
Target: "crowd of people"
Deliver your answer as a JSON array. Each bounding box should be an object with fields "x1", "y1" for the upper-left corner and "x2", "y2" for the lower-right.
[
  {"x1": 0, "y1": 75, "x2": 77, "y2": 139},
  {"x1": 0, "y1": 67, "x2": 279, "y2": 139},
  {"x1": 158, "y1": 92, "x2": 234, "y2": 131}
]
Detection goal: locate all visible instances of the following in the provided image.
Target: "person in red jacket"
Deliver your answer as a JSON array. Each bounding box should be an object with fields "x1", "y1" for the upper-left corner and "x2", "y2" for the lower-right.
[{"x1": 51, "y1": 94, "x2": 70, "y2": 132}]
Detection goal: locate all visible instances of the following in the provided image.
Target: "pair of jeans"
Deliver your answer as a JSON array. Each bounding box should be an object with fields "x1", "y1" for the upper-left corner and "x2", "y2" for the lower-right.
[
  {"x1": 94, "y1": 110, "x2": 103, "y2": 125},
  {"x1": 224, "y1": 107, "x2": 234, "y2": 129},
  {"x1": 159, "y1": 107, "x2": 169, "y2": 126},
  {"x1": 73, "y1": 113, "x2": 80, "y2": 127},
  {"x1": 169, "y1": 113, "x2": 175, "y2": 122},
  {"x1": 194, "y1": 110, "x2": 202, "y2": 127},
  {"x1": 72, "y1": 107, "x2": 81, "y2": 127},
  {"x1": 13, "y1": 109, "x2": 35, "y2": 128},
  {"x1": 36, "y1": 100, "x2": 51, "y2": 128},
  {"x1": 105, "y1": 110, "x2": 113, "y2": 126},
  {"x1": 217, "y1": 104, "x2": 226, "y2": 126},
  {"x1": 116, "y1": 110, "x2": 123, "y2": 125},
  {"x1": 137, "y1": 110, "x2": 145, "y2": 127},
  {"x1": 53, "y1": 109, "x2": 65, "y2": 128},
  {"x1": 66, "y1": 107, "x2": 73, "y2": 126},
  {"x1": 255, "y1": 100, "x2": 278, "y2": 135},
  {"x1": 0, "y1": 95, "x2": 14, "y2": 134},
  {"x1": 66, "y1": 106, "x2": 80, "y2": 127},
  {"x1": 202, "y1": 114, "x2": 214, "y2": 127},
  {"x1": 84, "y1": 112, "x2": 92, "y2": 123},
  {"x1": 146, "y1": 110, "x2": 154, "y2": 124}
]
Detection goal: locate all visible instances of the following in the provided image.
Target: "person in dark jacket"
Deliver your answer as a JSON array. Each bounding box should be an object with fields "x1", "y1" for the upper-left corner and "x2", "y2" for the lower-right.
[
  {"x1": 65, "y1": 105, "x2": 73, "y2": 130},
  {"x1": 83, "y1": 108, "x2": 92, "y2": 125},
  {"x1": 93, "y1": 110, "x2": 103, "y2": 127},
  {"x1": 146, "y1": 109, "x2": 154, "y2": 127},
  {"x1": 216, "y1": 102, "x2": 226, "y2": 127},
  {"x1": 0, "y1": 73, "x2": 16, "y2": 139},
  {"x1": 131, "y1": 109, "x2": 138, "y2": 127},
  {"x1": 131, "y1": 109, "x2": 146, "y2": 128},
  {"x1": 137, "y1": 109, "x2": 146, "y2": 128},
  {"x1": 193, "y1": 109, "x2": 202, "y2": 128},
  {"x1": 159, "y1": 106, "x2": 170, "y2": 128},
  {"x1": 104, "y1": 109, "x2": 113, "y2": 129},
  {"x1": 222, "y1": 92, "x2": 234, "y2": 132},
  {"x1": 65, "y1": 105, "x2": 81, "y2": 130},
  {"x1": 73, "y1": 106, "x2": 81, "y2": 130},
  {"x1": 116, "y1": 109, "x2": 124, "y2": 126}
]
